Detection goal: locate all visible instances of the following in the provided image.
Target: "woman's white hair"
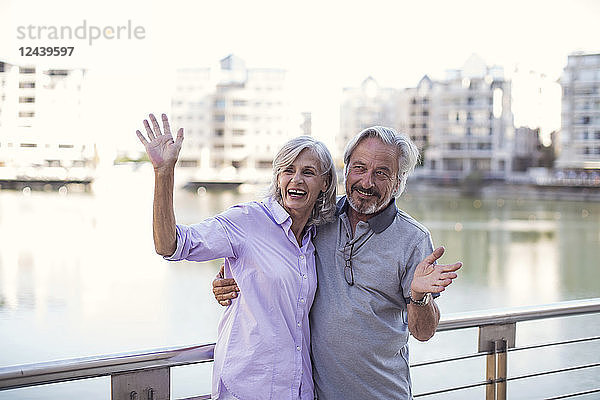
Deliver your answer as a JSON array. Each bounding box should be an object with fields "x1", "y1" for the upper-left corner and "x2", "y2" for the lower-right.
[
  {"x1": 343, "y1": 126, "x2": 420, "y2": 197},
  {"x1": 268, "y1": 136, "x2": 337, "y2": 227}
]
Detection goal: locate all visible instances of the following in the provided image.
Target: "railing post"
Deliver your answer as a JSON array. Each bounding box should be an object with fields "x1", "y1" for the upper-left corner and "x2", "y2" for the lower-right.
[
  {"x1": 479, "y1": 323, "x2": 515, "y2": 400},
  {"x1": 111, "y1": 367, "x2": 170, "y2": 400}
]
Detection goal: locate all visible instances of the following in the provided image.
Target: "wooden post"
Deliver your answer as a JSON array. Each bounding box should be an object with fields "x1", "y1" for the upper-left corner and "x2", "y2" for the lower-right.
[
  {"x1": 485, "y1": 350, "x2": 496, "y2": 400},
  {"x1": 496, "y1": 340, "x2": 507, "y2": 400}
]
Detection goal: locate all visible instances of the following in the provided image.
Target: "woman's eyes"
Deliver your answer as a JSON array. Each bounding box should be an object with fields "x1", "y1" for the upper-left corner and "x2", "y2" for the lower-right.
[{"x1": 282, "y1": 168, "x2": 316, "y2": 175}]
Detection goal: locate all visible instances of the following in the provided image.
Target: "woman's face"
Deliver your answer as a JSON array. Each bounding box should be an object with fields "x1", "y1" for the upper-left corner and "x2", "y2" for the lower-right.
[{"x1": 277, "y1": 149, "x2": 328, "y2": 219}]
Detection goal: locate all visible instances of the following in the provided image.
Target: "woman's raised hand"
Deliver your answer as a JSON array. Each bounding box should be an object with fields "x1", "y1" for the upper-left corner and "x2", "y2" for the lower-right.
[{"x1": 136, "y1": 113, "x2": 184, "y2": 172}]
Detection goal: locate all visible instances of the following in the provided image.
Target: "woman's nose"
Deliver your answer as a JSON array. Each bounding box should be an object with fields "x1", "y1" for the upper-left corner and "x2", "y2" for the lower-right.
[{"x1": 291, "y1": 171, "x2": 303, "y2": 183}]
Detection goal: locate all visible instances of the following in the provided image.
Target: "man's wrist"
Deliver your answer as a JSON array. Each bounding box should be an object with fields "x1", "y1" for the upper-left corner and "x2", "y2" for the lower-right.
[
  {"x1": 409, "y1": 291, "x2": 432, "y2": 306},
  {"x1": 410, "y1": 290, "x2": 425, "y2": 301}
]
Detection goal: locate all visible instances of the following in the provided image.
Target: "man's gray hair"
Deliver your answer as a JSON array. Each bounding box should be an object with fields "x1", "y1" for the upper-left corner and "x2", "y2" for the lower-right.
[
  {"x1": 268, "y1": 136, "x2": 337, "y2": 227},
  {"x1": 343, "y1": 126, "x2": 420, "y2": 197}
]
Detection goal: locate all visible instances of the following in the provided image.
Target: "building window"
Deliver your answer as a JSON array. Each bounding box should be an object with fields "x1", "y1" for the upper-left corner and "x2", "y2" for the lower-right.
[
  {"x1": 214, "y1": 114, "x2": 225, "y2": 122},
  {"x1": 19, "y1": 97, "x2": 35, "y2": 103},
  {"x1": 232, "y1": 129, "x2": 245, "y2": 136},
  {"x1": 214, "y1": 99, "x2": 225, "y2": 108},
  {"x1": 232, "y1": 100, "x2": 247, "y2": 106},
  {"x1": 19, "y1": 67, "x2": 35, "y2": 74},
  {"x1": 474, "y1": 159, "x2": 491, "y2": 171},
  {"x1": 178, "y1": 160, "x2": 198, "y2": 167},
  {"x1": 444, "y1": 159, "x2": 463, "y2": 171},
  {"x1": 59, "y1": 144, "x2": 74, "y2": 148},
  {"x1": 20, "y1": 143, "x2": 37, "y2": 148},
  {"x1": 18, "y1": 111, "x2": 35, "y2": 117},
  {"x1": 19, "y1": 82, "x2": 35, "y2": 88},
  {"x1": 215, "y1": 129, "x2": 224, "y2": 136}
]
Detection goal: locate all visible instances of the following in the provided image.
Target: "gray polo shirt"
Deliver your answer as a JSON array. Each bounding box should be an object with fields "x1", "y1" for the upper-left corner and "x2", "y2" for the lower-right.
[{"x1": 310, "y1": 197, "x2": 434, "y2": 400}]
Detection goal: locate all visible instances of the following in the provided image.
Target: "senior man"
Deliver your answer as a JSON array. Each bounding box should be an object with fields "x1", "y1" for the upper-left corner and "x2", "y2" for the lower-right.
[{"x1": 214, "y1": 126, "x2": 462, "y2": 399}]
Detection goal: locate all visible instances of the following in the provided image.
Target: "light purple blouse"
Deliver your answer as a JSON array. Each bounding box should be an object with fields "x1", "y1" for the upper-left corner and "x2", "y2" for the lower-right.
[{"x1": 165, "y1": 197, "x2": 317, "y2": 400}]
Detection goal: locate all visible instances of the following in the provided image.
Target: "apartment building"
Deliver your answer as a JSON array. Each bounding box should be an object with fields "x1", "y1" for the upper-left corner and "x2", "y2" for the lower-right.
[
  {"x1": 424, "y1": 55, "x2": 514, "y2": 180},
  {"x1": 556, "y1": 53, "x2": 600, "y2": 170},
  {"x1": 338, "y1": 76, "x2": 398, "y2": 160},
  {"x1": 171, "y1": 55, "x2": 302, "y2": 181},
  {"x1": 397, "y1": 75, "x2": 433, "y2": 154},
  {"x1": 0, "y1": 61, "x2": 94, "y2": 182}
]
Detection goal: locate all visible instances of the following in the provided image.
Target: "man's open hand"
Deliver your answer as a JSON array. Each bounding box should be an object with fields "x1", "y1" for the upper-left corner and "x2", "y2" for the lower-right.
[{"x1": 410, "y1": 247, "x2": 461, "y2": 299}]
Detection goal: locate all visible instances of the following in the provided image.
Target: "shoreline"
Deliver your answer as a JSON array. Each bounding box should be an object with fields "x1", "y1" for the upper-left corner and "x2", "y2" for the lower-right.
[{"x1": 405, "y1": 180, "x2": 600, "y2": 202}]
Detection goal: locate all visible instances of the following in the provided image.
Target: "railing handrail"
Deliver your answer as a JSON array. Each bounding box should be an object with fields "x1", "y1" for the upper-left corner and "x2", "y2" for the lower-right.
[
  {"x1": 0, "y1": 344, "x2": 215, "y2": 391},
  {"x1": 1, "y1": 297, "x2": 599, "y2": 392},
  {"x1": 437, "y1": 297, "x2": 600, "y2": 331}
]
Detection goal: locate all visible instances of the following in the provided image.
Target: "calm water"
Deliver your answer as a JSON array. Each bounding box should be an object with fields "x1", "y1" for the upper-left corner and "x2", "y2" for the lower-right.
[{"x1": 0, "y1": 166, "x2": 599, "y2": 399}]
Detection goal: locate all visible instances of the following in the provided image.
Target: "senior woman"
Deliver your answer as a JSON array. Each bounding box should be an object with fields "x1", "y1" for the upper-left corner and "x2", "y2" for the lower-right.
[{"x1": 136, "y1": 114, "x2": 337, "y2": 400}]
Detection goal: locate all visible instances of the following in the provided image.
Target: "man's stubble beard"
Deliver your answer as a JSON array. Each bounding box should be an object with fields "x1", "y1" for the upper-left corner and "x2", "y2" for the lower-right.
[{"x1": 347, "y1": 191, "x2": 390, "y2": 216}]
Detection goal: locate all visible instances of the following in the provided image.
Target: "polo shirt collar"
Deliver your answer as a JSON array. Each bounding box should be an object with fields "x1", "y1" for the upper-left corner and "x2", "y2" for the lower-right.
[{"x1": 336, "y1": 196, "x2": 397, "y2": 234}]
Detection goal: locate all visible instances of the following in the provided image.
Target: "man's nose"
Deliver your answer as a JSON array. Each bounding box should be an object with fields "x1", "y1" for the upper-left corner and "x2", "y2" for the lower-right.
[{"x1": 361, "y1": 172, "x2": 375, "y2": 188}]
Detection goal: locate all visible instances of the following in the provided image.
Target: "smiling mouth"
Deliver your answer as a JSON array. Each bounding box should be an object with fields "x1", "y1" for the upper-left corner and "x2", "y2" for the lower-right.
[
  {"x1": 352, "y1": 186, "x2": 380, "y2": 198},
  {"x1": 288, "y1": 189, "x2": 307, "y2": 198}
]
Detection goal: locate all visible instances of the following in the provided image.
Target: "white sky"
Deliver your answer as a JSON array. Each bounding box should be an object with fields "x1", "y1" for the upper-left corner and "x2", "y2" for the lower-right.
[{"x1": 1, "y1": 0, "x2": 599, "y2": 152}]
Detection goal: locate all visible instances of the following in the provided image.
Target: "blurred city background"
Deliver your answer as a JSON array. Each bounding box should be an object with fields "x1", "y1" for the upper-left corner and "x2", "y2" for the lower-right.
[{"x1": 0, "y1": 0, "x2": 599, "y2": 399}]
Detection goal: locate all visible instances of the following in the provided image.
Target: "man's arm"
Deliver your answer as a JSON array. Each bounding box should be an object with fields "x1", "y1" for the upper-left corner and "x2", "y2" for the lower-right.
[{"x1": 407, "y1": 246, "x2": 461, "y2": 341}]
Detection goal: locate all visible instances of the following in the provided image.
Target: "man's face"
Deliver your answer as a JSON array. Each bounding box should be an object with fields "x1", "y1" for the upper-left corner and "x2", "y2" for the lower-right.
[{"x1": 345, "y1": 137, "x2": 400, "y2": 216}]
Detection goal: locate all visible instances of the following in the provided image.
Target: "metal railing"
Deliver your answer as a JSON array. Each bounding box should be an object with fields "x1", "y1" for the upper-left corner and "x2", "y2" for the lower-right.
[{"x1": 1, "y1": 298, "x2": 599, "y2": 400}]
